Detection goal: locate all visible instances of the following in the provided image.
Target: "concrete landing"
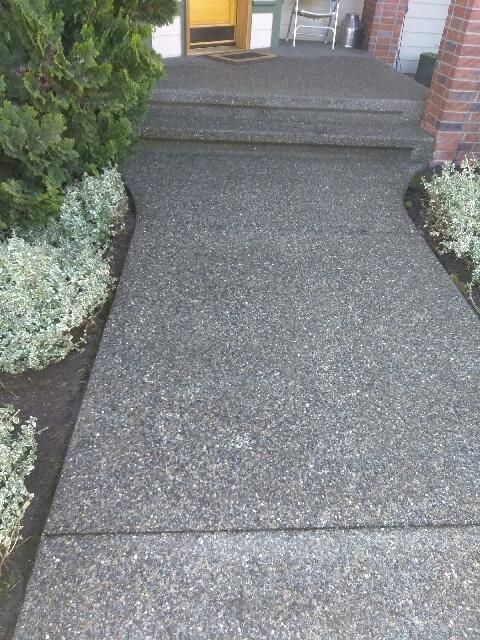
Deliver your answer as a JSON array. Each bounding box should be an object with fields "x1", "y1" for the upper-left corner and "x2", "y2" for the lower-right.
[
  {"x1": 154, "y1": 42, "x2": 426, "y2": 112},
  {"x1": 14, "y1": 142, "x2": 480, "y2": 638}
]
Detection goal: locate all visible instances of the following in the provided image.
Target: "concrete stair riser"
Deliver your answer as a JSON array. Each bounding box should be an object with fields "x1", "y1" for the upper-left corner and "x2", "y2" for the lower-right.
[
  {"x1": 141, "y1": 102, "x2": 433, "y2": 162},
  {"x1": 151, "y1": 91, "x2": 426, "y2": 119}
]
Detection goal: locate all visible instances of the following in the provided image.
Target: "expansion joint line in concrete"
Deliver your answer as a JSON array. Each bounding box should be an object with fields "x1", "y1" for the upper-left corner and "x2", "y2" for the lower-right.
[{"x1": 44, "y1": 521, "x2": 480, "y2": 539}]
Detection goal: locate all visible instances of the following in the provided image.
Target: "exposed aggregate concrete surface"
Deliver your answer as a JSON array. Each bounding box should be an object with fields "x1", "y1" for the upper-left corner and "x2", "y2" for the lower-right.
[{"x1": 14, "y1": 53, "x2": 480, "y2": 638}]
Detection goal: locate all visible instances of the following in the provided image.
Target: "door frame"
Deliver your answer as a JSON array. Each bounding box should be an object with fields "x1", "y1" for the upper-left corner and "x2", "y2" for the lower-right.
[{"x1": 185, "y1": 0, "x2": 252, "y2": 54}]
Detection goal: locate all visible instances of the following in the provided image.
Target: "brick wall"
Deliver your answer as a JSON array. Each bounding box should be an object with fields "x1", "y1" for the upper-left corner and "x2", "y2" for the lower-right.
[
  {"x1": 421, "y1": 0, "x2": 480, "y2": 163},
  {"x1": 361, "y1": 0, "x2": 409, "y2": 65}
]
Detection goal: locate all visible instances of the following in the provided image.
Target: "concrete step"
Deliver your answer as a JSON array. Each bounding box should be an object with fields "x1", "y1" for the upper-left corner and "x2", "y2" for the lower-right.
[
  {"x1": 141, "y1": 101, "x2": 433, "y2": 162},
  {"x1": 153, "y1": 49, "x2": 429, "y2": 126},
  {"x1": 152, "y1": 88, "x2": 426, "y2": 119}
]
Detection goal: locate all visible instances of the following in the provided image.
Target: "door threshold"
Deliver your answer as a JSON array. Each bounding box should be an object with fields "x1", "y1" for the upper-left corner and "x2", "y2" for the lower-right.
[{"x1": 188, "y1": 45, "x2": 244, "y2": 56}]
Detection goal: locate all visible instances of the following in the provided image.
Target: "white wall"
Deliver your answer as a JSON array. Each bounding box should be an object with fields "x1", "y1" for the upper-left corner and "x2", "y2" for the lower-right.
[
  {"x1": 152, "y1": 16, "x2": 182, "y2": 58},
  {"x1": 152, "y1": 9, "x2": 275, "y2": 56},
  {"x1": 280, "y1": 0, "x2": 365, "y2": 42},
  {"x1": 398, "y1": 0, "x2": 450, "y2": 74}
]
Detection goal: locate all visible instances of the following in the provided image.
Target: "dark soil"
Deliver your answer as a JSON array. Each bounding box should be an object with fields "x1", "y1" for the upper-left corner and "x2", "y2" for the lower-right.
[
  {"x1": 0, "y1": 193, "x2": 136, "y2": 640},
  {"x1": 404, "y1": 168, "x2": 480, "y2": 315}
]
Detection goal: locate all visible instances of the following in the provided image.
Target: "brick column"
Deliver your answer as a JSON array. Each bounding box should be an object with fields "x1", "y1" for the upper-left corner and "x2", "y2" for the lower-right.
[
  {"x1": 361, "y1": 0, "x2": 409, "y2": 65},
  {"x1": 422, "y1": 0, "x2": 480, "y2": 163}
]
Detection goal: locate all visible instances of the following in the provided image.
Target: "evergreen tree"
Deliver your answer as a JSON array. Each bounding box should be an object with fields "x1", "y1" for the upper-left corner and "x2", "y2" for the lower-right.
[{"x1": 0, "y1": 0, "x2": 177, "y2": 229}]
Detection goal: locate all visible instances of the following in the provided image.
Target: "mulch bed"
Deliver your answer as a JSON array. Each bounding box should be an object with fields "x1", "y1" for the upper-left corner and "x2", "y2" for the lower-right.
[
  {"x1": 404, "y1": 168, "x2": 480, "y2": 316},
  {"x1": 0, "y1": 192, "x2": 136, "y2": 640}
]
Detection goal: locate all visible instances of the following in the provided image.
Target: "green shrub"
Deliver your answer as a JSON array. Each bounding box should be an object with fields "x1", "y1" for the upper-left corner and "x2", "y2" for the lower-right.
[
  {"x1": 0, "y1": 167, "x2": 126, "y2": 374},
  {"x1": 423, "y1": 158, "x2": 480, "y2": 286},
  {"x1": 0, "y1": 0, "x2": 177, "y2": 229},
  {"x1": 0, "y1": 406, "x2": 37, "y2": 574}
]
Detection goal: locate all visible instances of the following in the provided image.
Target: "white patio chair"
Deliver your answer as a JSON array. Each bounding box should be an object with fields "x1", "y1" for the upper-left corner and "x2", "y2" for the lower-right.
[{"x1": 286, "y1": 0, "x2": 340, "y2": 50}]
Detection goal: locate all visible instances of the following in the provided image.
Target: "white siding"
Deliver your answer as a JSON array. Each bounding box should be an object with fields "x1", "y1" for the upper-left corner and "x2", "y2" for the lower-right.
[
  {"x1": 398, "y1": 0, "x2": 450, "y2": 74},
  {"x1": 280, "y1": 0, "x2": 365, "y2": 43},
  {"x1": 250, "y1": 12, "x2": 274, "y2": 48}
]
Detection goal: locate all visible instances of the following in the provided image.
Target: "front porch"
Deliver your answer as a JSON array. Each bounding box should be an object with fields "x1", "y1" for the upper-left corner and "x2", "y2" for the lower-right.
[
  {"x1": 145, "y1": 42, "x2": 432, "y2": 161},
  {"x1": 153, "y1": 0, "x2": 480, "y2": 163},
  {"x1": 155, "y1": 41, "x2": 425, "y2": 106}
]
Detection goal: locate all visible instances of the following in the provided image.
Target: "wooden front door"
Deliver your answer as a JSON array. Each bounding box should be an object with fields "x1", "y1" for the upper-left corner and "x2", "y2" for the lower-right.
[{"x1": 188, "y1": 0, "x2": 238, "y2": 49}]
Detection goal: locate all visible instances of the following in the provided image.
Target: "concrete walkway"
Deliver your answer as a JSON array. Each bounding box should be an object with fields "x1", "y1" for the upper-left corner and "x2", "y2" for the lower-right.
[{"x1": 15, "y1": 49, "x2": 480, "y2": 638}]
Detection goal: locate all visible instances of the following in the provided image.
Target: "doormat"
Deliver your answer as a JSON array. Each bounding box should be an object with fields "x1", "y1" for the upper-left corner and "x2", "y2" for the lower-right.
[{"x1": 206, "y1": 50, "x2": 278, "y2": 64}]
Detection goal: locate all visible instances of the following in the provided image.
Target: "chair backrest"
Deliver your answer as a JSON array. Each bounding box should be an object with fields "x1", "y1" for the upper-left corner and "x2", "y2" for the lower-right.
[{"x1": 295, "y1": 0, "x2": 338, "y2": 15}]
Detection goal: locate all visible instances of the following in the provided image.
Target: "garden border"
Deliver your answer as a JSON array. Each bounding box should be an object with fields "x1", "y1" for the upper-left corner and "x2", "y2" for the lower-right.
[
  {"x1": 404, "y1": 170, "x2": 480, "y2": 316},
  {"x1": 0, "y1": 189, "x2": 136, "y2": 640}
]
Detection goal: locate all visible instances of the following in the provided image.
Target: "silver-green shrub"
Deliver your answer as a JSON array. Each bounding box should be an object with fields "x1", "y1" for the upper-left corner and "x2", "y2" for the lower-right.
[
  {"x1": 423, "y1": 158, "x2": 480, "y2": 285},
  {"x1": 0, "y1": 406, "x2": 37, "y2": 573},
  {"x1": 0, "y1": 167, "x2": 127, "y2": 374}
]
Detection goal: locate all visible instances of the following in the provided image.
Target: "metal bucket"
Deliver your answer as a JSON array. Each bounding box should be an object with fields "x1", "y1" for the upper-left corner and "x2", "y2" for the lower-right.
[{"x1": 339, "y1": 14, "x2": 362, "y2": 49}]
